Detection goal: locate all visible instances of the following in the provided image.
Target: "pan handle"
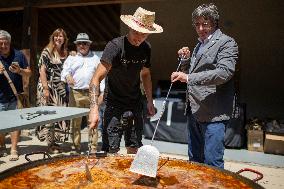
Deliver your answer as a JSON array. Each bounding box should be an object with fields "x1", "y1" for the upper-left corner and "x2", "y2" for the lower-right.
[
  {"x1": 236, "y1": 168, "x2": 263, "y2": 182},
  {"x1": 25, "y1": 151, "x2": 52, "y2": 162}
]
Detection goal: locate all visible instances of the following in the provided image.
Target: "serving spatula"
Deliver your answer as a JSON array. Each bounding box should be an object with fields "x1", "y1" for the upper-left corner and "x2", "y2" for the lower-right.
[{"x1": 130, "y1": 58, "x2": 183, "y2": 177}]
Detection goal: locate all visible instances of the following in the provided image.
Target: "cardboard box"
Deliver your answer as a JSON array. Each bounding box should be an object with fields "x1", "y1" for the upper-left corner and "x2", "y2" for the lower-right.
[
  {"x1": 264, "y1": 132, "x2": 284, "y2": 155},
  {"x1": 247, "y1": 130, "x2": 264, "y2": 152}
]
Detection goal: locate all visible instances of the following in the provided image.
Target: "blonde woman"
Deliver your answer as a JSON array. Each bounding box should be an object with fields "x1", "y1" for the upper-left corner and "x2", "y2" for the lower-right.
[{"x1": 36, "y1": 28, "x2": 69, "y2": 153}]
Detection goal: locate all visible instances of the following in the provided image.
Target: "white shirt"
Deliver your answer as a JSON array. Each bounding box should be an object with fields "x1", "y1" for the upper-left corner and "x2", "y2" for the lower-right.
[
  {"x1": 197, "y1": 31, "x2": 215, "y2": 55},
  {"x1": 61, "y1": 51, "x2": 105, "y2": 92}
]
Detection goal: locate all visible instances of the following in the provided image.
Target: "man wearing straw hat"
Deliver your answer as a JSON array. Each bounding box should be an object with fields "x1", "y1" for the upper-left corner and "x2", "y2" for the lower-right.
[{"x1": 88, "y1": 7, "x2": 163, "y2": 154}]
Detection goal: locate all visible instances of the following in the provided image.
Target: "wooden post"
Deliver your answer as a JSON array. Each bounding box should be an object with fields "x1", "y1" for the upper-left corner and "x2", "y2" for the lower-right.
[{"x1": 21, "y1": 5, "x2": 38, "y2": 106}]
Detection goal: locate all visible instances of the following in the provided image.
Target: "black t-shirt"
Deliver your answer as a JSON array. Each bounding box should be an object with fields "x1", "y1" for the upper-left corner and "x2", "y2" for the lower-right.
[{"x1": 101, "y1": 36, "x2": 151, "y2": 109}]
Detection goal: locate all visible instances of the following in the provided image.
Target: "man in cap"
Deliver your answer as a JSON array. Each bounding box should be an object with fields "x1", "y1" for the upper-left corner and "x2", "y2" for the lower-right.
[
  {"x1": 61, "y1": 33, "x2": 104, "y2": 154},
  {"x1": 0, "y1": 30, "x2": 31, "y2": 161},
  {"x1": 88, "y1": 7, "x2": 163, "y2": 154}
]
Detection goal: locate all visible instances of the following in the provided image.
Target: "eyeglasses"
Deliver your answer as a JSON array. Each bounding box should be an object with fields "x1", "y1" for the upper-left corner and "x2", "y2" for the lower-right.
[
  {"x1": 193, "y1": 22, "x2": 211, "y2": 28},
  {"x1": 77, "y1": 42, "x2": 89, "y2": 46},
  {"x1": 0, "y1": 41, "x2": 10, "y2": 47}
]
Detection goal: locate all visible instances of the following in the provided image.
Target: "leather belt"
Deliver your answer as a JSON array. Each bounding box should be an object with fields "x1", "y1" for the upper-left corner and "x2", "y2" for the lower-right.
[{"x1": 73, "y1": 88, "x2": 89, "y2": 92}]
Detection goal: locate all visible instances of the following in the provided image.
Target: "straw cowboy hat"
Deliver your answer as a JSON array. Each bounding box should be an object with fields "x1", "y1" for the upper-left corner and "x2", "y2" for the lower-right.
[
  {"x1": 120, "y1": 7, "x2": 163, "y2": 34},
  {"x1": 74, "y1": 33, "x2": 92, "y2": 44}
]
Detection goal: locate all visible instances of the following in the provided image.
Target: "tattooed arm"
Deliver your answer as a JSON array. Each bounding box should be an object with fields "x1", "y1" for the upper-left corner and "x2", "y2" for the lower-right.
[
  {"x1": 89, "y1": 84, "x2": 100, "y2": 108},
  {"x1": 88, "y1": 61, "x2": 111, "y2": 128}
]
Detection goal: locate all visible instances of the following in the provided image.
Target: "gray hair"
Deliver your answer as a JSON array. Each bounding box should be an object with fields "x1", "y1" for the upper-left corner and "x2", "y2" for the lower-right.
[
  {"x1": 192, "y1": 3, "x2": 219, "y2": 28},
  {"x1": 0, "y1": 30, "x2": 11, "y2": 42}
]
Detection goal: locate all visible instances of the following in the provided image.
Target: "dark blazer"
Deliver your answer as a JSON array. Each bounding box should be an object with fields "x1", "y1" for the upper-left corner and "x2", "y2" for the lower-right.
[{"x1": 186, "y1": 29, "x2": 239, "y2": 122}]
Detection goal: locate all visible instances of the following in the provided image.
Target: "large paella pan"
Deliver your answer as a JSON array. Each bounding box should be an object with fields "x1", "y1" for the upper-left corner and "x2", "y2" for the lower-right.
[{"x1": 0, "y1": 153, "x2": 263, "y2": 189}]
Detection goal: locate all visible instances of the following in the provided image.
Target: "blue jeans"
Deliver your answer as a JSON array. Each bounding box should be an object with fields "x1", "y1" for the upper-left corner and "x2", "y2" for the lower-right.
[
  {"x1": 0, "y1": 100, "x2": 17, "y2": 111},
  {"x1": 187, "y1": 115, "x2": 226, "y2": 168}
]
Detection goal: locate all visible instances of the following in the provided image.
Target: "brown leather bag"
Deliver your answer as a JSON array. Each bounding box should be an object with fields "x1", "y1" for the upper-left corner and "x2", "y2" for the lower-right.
[{"x1": 0, "y1": 61, "x2": 30, "y2": 109}]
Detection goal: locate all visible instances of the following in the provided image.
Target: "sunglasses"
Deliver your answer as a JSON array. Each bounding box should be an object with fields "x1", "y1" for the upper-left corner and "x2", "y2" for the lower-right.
[
  {"x1": 193, "y1": 22, "x2": 211, "y2": 29},
  {"x1": 77, "y1": 42, "x2": 89, "y2": 46}
]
